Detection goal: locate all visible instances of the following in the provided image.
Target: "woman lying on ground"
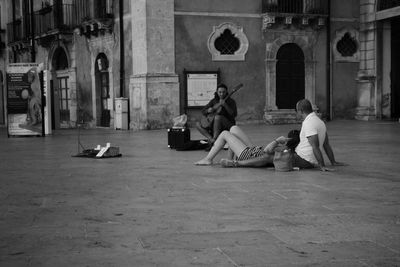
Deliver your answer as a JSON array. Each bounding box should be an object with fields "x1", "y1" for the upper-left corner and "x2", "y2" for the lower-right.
[{"x1": 194, "y1": 125, "x2": 299, "y2": 167}]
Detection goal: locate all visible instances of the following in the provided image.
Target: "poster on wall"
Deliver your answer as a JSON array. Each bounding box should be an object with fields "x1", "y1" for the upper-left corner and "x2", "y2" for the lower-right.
[
  {"x1": 186, "y1": 73, "x2": 218, "y2": 107},
  {"x1": 6, "y1": 63, "x2": 44, "y2": 137}
]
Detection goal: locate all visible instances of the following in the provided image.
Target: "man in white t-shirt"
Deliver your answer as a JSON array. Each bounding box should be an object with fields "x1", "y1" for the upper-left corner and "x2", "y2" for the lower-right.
[{"x1": 293, "y1": 99, "x2": 346, "y2": 171}]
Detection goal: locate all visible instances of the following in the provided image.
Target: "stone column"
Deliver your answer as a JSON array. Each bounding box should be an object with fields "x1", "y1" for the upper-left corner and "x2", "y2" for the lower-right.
[
  {"x1": 265, "y1": 59, "x2": 277, "y2": 111},
  {"x1": 129, "y1": 0, "x2": 179, "y2": 130},
  {"x1": 355, "y1": 0, "x2": 376, "y2": 120}
]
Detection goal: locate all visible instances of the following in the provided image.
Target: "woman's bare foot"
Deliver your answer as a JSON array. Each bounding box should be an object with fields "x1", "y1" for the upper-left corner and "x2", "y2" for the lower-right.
[
  {"x1": 194, "y1": 158, "x2": 212, "y2": 165},
  {"x1": 220, "y1": 158, "x2": 236, "y2": 167}
]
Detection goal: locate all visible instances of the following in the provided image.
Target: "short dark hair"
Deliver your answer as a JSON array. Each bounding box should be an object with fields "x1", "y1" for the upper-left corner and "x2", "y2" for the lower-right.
[
  {"x1": 217, "y1": 83, "x2": 228, "y2": 91},
  {"x1": 296, "y1": 99, "x2": 313, "y2": 113},
  {"x1": 286, "y1": 129, "x2": 300, "y2": 151}
]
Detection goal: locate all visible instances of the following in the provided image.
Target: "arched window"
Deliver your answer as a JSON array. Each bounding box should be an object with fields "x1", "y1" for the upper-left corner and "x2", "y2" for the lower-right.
[
  {"x1": 52, "y1": 47, "x2": 69, "y2": 70},
  {"x1": 208, "y1": 22, "x2": 249, "y2": 61},
  {"x1": 333, "y1": 28, "x2": 360, "y2": 62},
  {"x1": 214, "y1": 29, "x2": 240, "y2": 55}
]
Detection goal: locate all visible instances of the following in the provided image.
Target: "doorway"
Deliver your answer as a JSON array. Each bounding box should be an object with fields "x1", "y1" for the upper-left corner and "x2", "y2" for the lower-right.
[
  {"x1": 391, "y1": 17, "x2": 400, "y2": 119},
  {"x1": 51, "y1": 47, "x2": 70, "y2": 129},
  {"x1": 276, "y1": 43, "x2": 305, "y2": 109},
  {"x1": 0, "y1": 72, "x2": 4, "y2": 124},
  {"x1": 95, "y1": 54, "x2": 110, "y2": 127}
]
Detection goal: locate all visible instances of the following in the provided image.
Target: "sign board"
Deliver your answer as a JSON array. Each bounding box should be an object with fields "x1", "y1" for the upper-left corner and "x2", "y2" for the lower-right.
[
  {"x1": 6, "y1": 63, "x2": 44, "y2": 136},
  {"x1": 43, "y1": 70, "x2": 52, "y2": 135},
  {"x1": 186, "y1": 73, "x2": 218, "y2": 107}
]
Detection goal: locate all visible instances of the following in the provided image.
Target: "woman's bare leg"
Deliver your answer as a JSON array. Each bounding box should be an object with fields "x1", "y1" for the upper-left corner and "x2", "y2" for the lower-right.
[
  {"x1": 194, "y1": 130, "x2": 247, "y2": 165},
  {"x1": 230, "y1": 125, "x2": 253, "y2": 147},
  {"x1": 225, "y1": 126, "x2": 253, "y2": 159}
]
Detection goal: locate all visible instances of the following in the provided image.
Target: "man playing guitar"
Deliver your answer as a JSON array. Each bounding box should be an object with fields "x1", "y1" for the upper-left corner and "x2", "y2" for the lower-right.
[{"x1": 195, "y1": 83, "x2": 238, "y2": 150}]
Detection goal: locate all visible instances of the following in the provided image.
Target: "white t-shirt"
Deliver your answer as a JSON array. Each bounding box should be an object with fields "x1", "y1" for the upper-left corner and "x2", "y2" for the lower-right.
[{"x1": 295, "y1": 112, "x2": 326, "y2": 165}]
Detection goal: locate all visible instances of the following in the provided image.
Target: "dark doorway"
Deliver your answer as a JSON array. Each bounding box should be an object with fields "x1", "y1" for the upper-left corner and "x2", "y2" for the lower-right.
[
  {"x1": 391, "y1": 16, "x2": 400, "y2": 119},
  {"x1": 276, "y1": 43, "x2": 305, "y2": 109},
  {"x1": 0, "y1": 72, "x2": 4, "y2": 124},
  {"x1": 51, "y1": 47, "x2": 69, "y2": 129},
  {"x1": 95, "y1": 54, "x2": 110, "y2": 127}
]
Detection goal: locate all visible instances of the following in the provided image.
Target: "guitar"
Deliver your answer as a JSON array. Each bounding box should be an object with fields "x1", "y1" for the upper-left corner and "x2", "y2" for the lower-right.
[{"x1": 200, "y1": 83, "x2": 243, "y2": 128}]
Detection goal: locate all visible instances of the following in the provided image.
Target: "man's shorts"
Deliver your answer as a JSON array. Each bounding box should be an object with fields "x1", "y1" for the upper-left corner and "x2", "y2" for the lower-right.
[{"x1": 292, "y1": 153, "x2": 315, "y2": 169}]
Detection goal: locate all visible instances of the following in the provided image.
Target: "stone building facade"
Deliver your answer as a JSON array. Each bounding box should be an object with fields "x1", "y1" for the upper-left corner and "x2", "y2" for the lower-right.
[{"x1": 0, "y1": 0, "x2": 398, "y2": 130}]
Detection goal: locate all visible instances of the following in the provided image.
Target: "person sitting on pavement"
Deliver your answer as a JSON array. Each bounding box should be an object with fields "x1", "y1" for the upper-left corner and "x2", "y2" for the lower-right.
[
  {"x1": 195, "y1": 83, "x2": 237, "y2": 150},
  {"x1": 194, "y1": 125, "x2": 299, "y2": 167},
  {"x1": 293, "y1": 99, "x2": 346, "y2": 171}
]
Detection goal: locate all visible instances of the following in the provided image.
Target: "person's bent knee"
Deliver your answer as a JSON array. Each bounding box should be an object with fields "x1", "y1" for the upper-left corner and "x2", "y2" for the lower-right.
[
  {"x1": 230, "y1": 125, "x2": 239, "y2": 132},
  {"x1": 220, "y1": 130, "x2": 231, "y2": 138}
]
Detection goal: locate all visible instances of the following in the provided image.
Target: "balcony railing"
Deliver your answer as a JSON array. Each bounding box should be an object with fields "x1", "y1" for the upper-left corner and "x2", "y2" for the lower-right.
[
  {"x1": 74, "y1": 0, "x2": 91, "y2": 23},
  {"x1": 74, "y1": 0, "x2": 114, "y2": 23},
  {"x1": 262, "y1": 0, "x2": 328, "y2": 15},
  {"x1": 0, "y1": 29, "x2": 6, "y2": 49},
  {"x1": 7, "y1": 20, "x2": 22, "y2": 43},
  {"x1": 34, "y1": 3, "x2": 75, "y2": 36},
  {"x1": 6, "y1": 18, "x2": 32, "y2": 44},
  {"x1": 378, "y1": 0, "x2": 400, "y2": 11}
]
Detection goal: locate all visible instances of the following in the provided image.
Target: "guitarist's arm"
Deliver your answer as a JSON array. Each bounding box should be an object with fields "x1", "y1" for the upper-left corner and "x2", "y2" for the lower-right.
[
  {"x1": 220, "y1": 98, "x2": 237, "y2": 118},
  {"x1": 201, "y1": 99, "x2": 215, "y2": 115}
]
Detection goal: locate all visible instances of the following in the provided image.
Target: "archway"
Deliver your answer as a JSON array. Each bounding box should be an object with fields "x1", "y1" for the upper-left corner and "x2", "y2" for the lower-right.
[
  {"x1": 51, "y1": 47, "x2": 70, "y2": 129},
  {"x1": 95, "y1": 53, "x2": 110, "y2": 127},
  {"x1": 276, "y1": 43, "x2": 305, "y2": 109}
]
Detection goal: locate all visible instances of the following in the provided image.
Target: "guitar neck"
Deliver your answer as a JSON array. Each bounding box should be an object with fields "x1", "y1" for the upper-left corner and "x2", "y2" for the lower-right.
[{"x1": 223, "y1": 84, "x2": 243, "y2": 100}]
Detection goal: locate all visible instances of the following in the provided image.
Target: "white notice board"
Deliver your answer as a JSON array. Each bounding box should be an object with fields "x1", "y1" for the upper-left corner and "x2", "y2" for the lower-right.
[{"x1": 186, "y1": 73, "x2": 218, "y2": 107}]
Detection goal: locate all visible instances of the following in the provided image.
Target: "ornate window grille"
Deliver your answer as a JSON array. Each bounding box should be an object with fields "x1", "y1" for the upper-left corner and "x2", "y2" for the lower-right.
[
  {"x1": 214, "y1": 29, "x2": 240, "y2": 55},
  {"x1": 337, "y1": 33, "x2": 358, "y2": 57},
  {"x1": 208, "y1": 22, "x2": 249, "y2": 61}
]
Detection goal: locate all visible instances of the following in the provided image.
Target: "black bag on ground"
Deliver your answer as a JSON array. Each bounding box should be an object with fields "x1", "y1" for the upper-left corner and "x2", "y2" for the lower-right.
[
  {"x1": 175, "y1": 140, "x2": 208, "y2": 151},
  {"x1": 167, "y1": 128, "x2": 190, "y2": 149}
]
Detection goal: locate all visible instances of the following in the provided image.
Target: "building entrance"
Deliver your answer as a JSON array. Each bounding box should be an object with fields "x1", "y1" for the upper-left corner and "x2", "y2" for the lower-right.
[
  {"x1": 276, "y1": 43, "x2": 305, "y2": 109},
  {"x1": 391, "y1": 17, "x2": 400, "y2": 119},
  {"x1": 95, "y1": 54, "x2": 110, "y2": 127},
  {"x1": 51, "y1": 47, "x2": 70, "y2": 129}
]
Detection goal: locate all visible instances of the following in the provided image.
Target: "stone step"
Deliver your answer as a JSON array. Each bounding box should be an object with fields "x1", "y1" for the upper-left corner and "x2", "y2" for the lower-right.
[{"x1": 264, "y1": 110, "x2": 301, "y2": 124}]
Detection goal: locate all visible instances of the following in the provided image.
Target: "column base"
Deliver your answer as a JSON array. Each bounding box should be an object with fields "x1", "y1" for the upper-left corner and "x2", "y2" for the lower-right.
[
  {"x1": 354, "y1": 106, "x2": 376, "y2": 121},
  {"x1": 264, "y1": 109, "x2": 301, "y2": 124},
  {"x1": 129, "y1": 73, "x2": 179, "y2": 130}
]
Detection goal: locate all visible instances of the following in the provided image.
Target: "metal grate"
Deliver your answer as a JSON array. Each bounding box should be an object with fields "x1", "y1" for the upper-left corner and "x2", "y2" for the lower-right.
[
  {"x1": 378, "y1": 0, "x2": 400, "y2": 11},
  {"x1": 336, "y1": 33, "x2": 358, "y2": 57},
  {"x1": 214, "y1": 29, "x2": 240, "y2": 55},
  {"x1": 262, "y1": 0, "x2": 328, "y2": 14}
]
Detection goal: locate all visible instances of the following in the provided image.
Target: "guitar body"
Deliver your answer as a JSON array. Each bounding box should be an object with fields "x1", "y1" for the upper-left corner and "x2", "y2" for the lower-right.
[
  {"x1": 200, "y1": 114, "x2": 216, "y2": 129},
  {"x1": 199, "y1": 83, "x2": 243, "y2": 129}
]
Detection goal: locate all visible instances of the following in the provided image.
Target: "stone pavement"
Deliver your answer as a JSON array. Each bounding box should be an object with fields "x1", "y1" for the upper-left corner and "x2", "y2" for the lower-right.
[{"x1": 0, "y1": 120, "x2": 399, "y2": 267}]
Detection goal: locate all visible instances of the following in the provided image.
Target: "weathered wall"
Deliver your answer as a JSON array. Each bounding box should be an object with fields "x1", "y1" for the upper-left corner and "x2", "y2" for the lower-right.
[
  {"x1": 129, "y1": 0, "x2": 179, "y2": 130},
  {"x1": 314, "y1": 29, "x2": 328, "y2": 118},
  {"x1": 74, "y1": 34, "x2": 93, "y2": 124},
  {"x1": 174, "y1": 0, "x2": 265, "y2": 124},
  {"x1": 121, "y1": 0, "x2": 133, "y2": 98},
  {"x1": 330, "y1": 0, "x2": 360, "y2": 118}
]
